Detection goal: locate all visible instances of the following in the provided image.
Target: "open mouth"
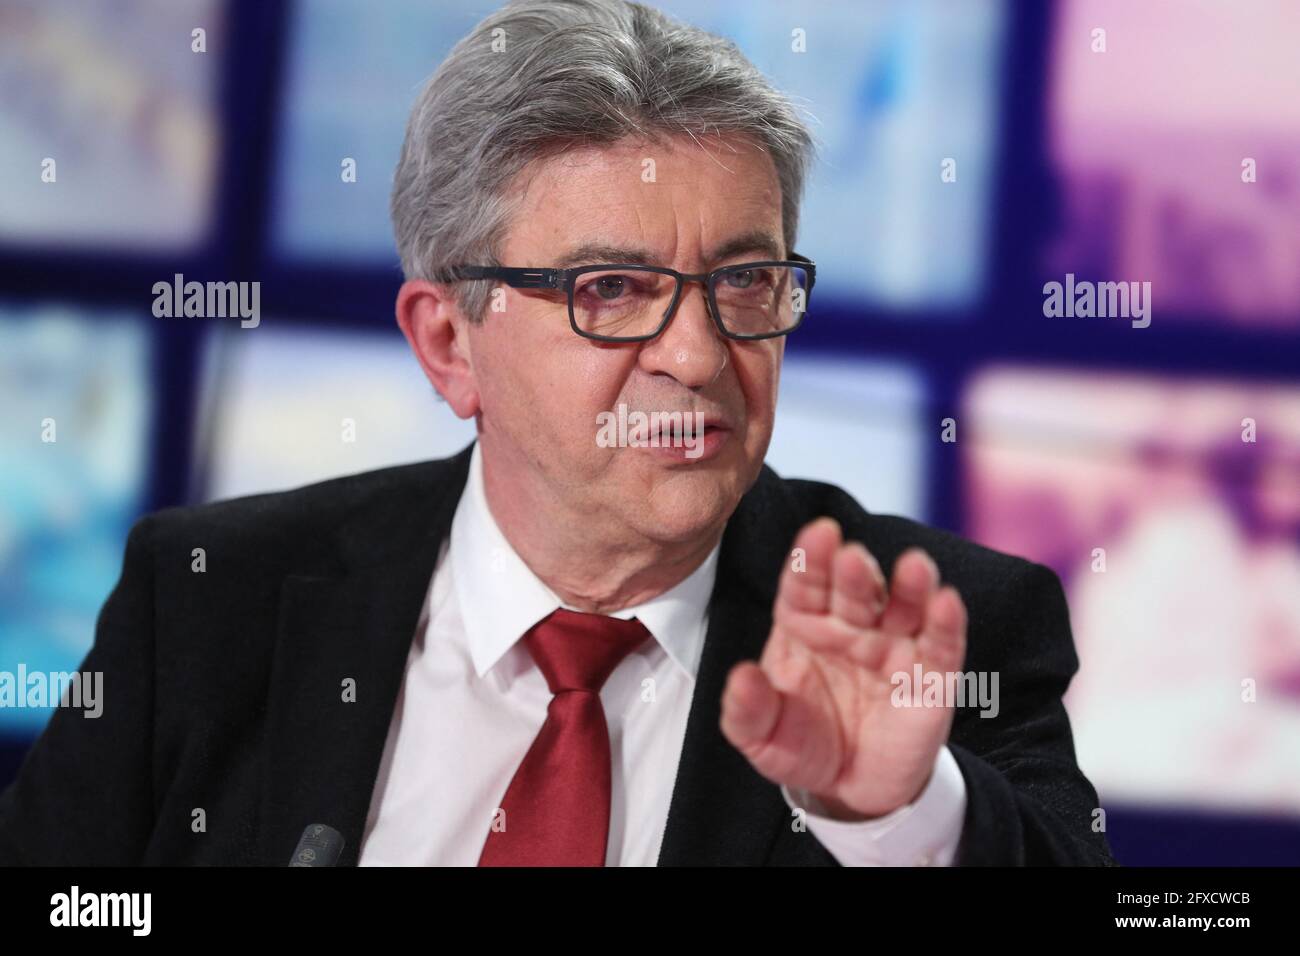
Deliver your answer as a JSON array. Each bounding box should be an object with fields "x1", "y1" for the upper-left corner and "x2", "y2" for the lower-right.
[
  {"x1": 641, "y1": 420, "x2": 732, "y2": 462},
  {"x1": 595, "y1": 405, "x2": 733, "y2": 460},
  {"x1": 650, "y1": 421, "x2": 727, "y2": 444}
]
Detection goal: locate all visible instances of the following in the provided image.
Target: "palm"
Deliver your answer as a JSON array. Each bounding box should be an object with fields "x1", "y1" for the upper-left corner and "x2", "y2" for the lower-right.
[{"x1": 721, "y1": 517, "x2": 968, "y2": 819}]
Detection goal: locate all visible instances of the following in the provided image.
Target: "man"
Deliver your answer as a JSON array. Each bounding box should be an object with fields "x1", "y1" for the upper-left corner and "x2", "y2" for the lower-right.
[{"x1": 0, "y1": 0, "x2": 1113, "y2": 866}]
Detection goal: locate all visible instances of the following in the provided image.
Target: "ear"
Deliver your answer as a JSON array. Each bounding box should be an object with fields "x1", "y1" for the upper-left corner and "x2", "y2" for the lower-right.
[{"x1": 395, "y1": 279, "x2": 481, "y2": 419}]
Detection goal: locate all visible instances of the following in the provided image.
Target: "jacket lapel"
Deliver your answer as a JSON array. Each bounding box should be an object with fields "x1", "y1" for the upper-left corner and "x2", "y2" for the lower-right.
[
  {"x1": 259, "y1": 443, "x2": 473, "y2": 866},
  {"x1": 656, "y1": 465, "x2": 807, "y2": 865}
]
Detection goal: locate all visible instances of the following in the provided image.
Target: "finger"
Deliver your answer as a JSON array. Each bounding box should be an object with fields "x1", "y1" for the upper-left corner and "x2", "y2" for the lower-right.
[
  {"x1": 877, "y1": 548, "x2": 939, "y2": 636},
  {"x1": 829, "y1": 541, "x2": 887, "y2": 630},
  {"x1": 720, "y1": 657, "x2": 832, "y2": 788},
  {"x1": 775, "y1": 517, "x2": 842, "y2": 618},
  {"x1": 719, "y1": 660, "x2": 783, "y2": 752},
  {"x1": 916, "y1": 585, "x2": 967, "y2": 673}
]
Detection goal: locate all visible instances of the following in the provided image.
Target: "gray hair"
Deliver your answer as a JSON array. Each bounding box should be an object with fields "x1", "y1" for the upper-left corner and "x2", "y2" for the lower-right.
[{"x1": 391, "y1": 0, "x2": 817, "y2": 322}]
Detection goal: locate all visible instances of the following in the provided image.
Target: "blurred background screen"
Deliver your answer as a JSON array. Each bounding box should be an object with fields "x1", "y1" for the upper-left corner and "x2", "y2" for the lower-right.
[
  {"x1": 965, "y1": 369, "x2": 1300, "y2": 814},
  {"x1": 0, "y1": 303, "x2": 152, "y2": 732},
  {"x1": 1048, "y1": 0, "x2": 1300, "y2": 326},
  {"x1": 1, "y1": 0, "x2": 1297, "y2": 865},
  {"x1": 0, "y1": 0, "x2": 224, "y2": 253}
]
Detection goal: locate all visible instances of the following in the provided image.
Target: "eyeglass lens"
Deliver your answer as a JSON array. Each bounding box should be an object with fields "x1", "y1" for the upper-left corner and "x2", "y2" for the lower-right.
[{"x1": 570, "y1": 265, "x2": 809, "y2": 339}]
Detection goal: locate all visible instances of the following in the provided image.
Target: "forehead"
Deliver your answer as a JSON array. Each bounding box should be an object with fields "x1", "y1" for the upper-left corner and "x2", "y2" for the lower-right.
[{"x1": 500, "y1": 131, "x2": 784, "y2": 258}]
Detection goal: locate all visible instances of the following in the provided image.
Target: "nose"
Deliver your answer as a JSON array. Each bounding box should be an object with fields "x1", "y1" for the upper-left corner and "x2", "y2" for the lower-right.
[{"x1": 636, "y1": 280, "x2": 729, "y2": 389}]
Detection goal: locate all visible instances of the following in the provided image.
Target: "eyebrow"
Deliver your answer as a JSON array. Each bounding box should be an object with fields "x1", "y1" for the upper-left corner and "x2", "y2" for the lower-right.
[{"x1": 554, "y1": 230, "x2": 785, "y2": 270}]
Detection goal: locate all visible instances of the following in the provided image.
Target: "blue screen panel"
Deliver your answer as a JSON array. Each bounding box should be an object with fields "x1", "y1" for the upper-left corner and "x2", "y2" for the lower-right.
[{"x1": 0, "y1": 303, "x2": 152, "y2": 733}]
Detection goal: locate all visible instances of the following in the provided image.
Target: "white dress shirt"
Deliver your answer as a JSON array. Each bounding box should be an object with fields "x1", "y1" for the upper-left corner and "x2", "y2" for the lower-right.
[{"x1": 358, "y1": 442, "x2": 966, "y2": 865}]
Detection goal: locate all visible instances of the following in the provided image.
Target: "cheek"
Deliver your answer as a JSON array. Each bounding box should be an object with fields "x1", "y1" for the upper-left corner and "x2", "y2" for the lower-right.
[
  {"x1": 567, "y1": 342, "x2": 639, "y2": 412},
  {"x1": 736, "y1": 345, "x2": 782, "y2": 422},
  {"x1": 514, "y1": 338, "x2": 636, "y2": 451}
]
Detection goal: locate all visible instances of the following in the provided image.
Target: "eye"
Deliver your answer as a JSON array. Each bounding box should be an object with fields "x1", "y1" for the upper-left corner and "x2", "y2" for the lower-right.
[
  {"x1": 724, "y1": 269, "x2": 756, "y2": 289},
  {"x1": 586, "y1": 275, "x2": 627, "y2": 300},
  {"x1": 575, "y1": 272, "x2": 660, "y2": 305}
]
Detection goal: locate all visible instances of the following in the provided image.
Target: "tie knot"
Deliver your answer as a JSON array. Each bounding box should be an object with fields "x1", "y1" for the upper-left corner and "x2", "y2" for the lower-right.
[{"x1": 523, "y1": 608, "x2": 651, "y2": 695}]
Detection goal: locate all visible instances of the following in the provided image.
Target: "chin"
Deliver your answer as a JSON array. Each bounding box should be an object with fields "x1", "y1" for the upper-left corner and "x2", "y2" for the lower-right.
[{"x1": 634, "y1": 471, "x2": 743, "y2": 543}]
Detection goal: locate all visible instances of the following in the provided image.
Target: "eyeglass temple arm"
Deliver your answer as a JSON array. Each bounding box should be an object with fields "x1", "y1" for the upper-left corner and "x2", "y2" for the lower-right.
[{"x1": 438, "y1": 266, "x2": 562, "y2": 289}]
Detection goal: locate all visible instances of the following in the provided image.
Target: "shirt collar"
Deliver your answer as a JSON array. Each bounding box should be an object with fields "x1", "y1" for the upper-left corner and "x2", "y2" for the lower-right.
[{"x1": 451, "y1": 441, "x2": 719, "y2": 682}]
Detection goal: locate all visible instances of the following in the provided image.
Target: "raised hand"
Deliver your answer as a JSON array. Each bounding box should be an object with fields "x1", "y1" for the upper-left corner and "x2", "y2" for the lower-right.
[{"x1": 720, "y1": 516, "x2": 968, "y2": 820}]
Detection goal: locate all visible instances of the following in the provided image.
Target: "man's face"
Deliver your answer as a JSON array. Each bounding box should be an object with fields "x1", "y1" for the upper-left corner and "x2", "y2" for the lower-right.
[{"x1": 465, "y1": 132, "x2": 787, "y2": 544}]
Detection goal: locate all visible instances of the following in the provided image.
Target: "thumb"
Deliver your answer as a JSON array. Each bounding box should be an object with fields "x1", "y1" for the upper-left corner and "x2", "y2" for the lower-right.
[{"x1": 720, "y1": 661, "x2": 782, "y2": 754}]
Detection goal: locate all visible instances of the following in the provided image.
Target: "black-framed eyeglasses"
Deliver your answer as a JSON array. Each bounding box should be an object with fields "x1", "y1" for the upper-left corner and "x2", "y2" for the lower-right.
[{"x1": 437, "y1": 252, "x2": 815, "y2": 342}]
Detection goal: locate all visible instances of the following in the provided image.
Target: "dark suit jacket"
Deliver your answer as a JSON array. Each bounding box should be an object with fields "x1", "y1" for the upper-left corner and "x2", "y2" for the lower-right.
[{"x1": 0, "y1": 441, "x2": 1115, "y2": 866}]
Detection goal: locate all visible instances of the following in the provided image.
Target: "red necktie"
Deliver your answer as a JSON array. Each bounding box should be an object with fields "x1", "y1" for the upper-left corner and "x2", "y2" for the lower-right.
[{"x1": 478, "y1": 608, "x2": 651, "y2": 866}]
